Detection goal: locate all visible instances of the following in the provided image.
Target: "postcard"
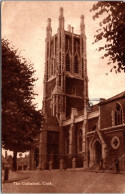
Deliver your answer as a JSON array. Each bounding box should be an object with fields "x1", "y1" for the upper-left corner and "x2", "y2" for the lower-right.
[{"x1": 1, "y1": 1, "x2": 125, "y2": 193}]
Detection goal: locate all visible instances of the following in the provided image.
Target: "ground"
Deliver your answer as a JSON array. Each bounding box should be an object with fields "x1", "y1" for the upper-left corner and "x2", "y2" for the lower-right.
[{"x1": 2, "y1": 169, "x2": 125, "y2": 193}]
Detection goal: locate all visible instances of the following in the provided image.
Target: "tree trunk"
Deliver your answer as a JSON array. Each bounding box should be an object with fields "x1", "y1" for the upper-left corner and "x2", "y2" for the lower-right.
[{"x1": 13, "y1": 151, "x2": 17, "y2": 171}]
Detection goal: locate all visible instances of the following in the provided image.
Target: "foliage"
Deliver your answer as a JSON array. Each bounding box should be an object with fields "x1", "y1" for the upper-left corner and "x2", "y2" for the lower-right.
[
  {"x1": 90, "y1": 1, "x2": 125, "y2": 72},
  {"x1": 2, "y1": 39, "x2": 42, "y2": 154}
]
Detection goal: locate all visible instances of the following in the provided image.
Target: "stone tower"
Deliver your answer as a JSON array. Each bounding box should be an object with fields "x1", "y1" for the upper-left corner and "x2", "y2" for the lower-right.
[
  {"x1": 37, "y1": 7, "x2": 88, "y2": 170},
  {"x1": 43, "y1": 7, "x2": 88, "y2": 119}
]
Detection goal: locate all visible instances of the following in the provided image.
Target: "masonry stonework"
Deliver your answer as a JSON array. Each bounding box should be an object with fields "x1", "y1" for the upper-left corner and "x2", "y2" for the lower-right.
[{"x1": 30, "y1": 8, "x2": 125, "y2": 171}]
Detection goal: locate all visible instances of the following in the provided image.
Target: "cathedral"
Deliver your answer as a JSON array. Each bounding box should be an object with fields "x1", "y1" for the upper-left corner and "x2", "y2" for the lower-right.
[{"x1": 29, "y1": 8, "x2": 125, "y2": 171}]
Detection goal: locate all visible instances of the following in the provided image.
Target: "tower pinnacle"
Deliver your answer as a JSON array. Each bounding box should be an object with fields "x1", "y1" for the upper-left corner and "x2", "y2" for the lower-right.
[
  {"x1": 80, "y1": 15, "x2": 85, "y2": 34},
  {"x1": 59, "y1": 7, "x2": 64, "y2": 17},
  {"x1": 58, "y1": 7, "x2": 64, "y2": 30},
  {"x1": 47, "y1": 18, "x2": 51, "y2": 27},
  {"x1": 80, "y1": 15, "x2": 84, "y2": 24},
  {"x1": 46, "y1": 18, "x2": 52, "y2": 38}
]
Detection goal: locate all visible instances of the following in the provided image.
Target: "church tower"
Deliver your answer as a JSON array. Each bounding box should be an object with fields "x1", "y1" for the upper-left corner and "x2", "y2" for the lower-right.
[
  {"x1": 37, "y1": 8, "x2": 88, "y2": 170},
  {"x1": 43, "y1": 7, "x2": 88, "y2": 119}
]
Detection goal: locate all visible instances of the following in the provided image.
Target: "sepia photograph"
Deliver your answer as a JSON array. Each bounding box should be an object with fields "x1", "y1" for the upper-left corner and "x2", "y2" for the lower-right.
[{"x1": 1, "y1": 1, "x2": 125, "y2": 193}]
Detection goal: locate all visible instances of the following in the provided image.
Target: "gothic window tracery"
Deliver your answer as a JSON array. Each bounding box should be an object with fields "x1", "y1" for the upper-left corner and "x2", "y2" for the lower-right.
[
  {"x1": 74, "y1": 38, "x2": 80, "y2": 54},
  {"x1": 65, "y1": 35, "x2": 72, "y2": 52},
  {"x1": 74, "y1": 55, "x2": 79, "y2": 73},
  {"x1": 66, "y1": 53, "x2": 70, "y2": 71},
  {"x1": 115, "y1": 102, "x2": 123, "y2": 125}
]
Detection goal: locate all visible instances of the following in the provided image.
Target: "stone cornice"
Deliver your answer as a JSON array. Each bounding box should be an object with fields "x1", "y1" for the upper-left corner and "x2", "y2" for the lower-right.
[
  {"x1": 62, "y1": 110, "x2": 100, "y2": 126},
  {"x1": 86, "y1": 124, "x2": 125, "y2": 137},
  {"x1": 101, "y1": 124, "x2": 125, "y2": 132}
]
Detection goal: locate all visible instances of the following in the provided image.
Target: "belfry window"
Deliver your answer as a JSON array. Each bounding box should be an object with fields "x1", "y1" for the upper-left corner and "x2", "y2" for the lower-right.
[
  {"x1": 66, "y1": 53, "x2": 70, "y2": 71},
  {"x1": 74, "y1": 55, "x2": 79, "y2": 73},
  {"x1": 115, "y1": 103, "x2": 123, "y2": 125}
]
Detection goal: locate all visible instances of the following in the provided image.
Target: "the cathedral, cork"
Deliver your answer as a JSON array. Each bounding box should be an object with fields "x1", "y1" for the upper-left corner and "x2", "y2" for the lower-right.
[{"x1": 29, "y1": 8, "x2": 125, "y2": 171}]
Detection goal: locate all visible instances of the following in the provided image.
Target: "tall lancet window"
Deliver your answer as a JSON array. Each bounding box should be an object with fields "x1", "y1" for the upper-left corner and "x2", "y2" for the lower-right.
[
  {"x1": 66, "y1": 53, "x2": 70, "y2": 71},
  {"x1": 74, "y1": 55, "x2": 79, "y2": 73},
  {"x1": 115, "y1": 102, "x2": 123, "y2": 125}
]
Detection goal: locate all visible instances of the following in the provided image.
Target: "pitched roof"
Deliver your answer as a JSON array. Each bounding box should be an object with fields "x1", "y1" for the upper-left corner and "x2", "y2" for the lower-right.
[{"x1": 99, "y1": 91, "x2": 125, "y2": 105}]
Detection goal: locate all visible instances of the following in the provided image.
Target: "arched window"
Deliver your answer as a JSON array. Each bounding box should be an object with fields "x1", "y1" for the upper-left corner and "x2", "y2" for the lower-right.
[
  {"x1": 115, "y1": 103, "x2": 123, "y2": 125},
  {"x1": 77, "y1": 129, "x2": 82, "y2": 152},
  {"x1": 66, "y1": 53, "x2": 70, "y2": 71},
  {"x1": 74, "y1": 55, "x2": 79, "y2": 73}
]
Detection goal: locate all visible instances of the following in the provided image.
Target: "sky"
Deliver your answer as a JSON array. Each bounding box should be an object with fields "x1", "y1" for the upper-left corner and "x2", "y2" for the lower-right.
[{"x1": 2, "y1": 1, "x2": 125, "y2": 111}]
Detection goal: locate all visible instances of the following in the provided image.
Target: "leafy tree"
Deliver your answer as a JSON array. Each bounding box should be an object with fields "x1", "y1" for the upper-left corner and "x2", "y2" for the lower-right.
[
  {"x1": 2, "y1": 39, "x2": 42, "y2": 170},
  {"x1": 90, "y1": 1, "x2": 125, "y2": 72}
]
